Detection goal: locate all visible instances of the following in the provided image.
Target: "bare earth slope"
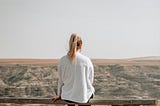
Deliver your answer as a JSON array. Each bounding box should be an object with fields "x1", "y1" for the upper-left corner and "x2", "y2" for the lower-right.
[{"x1": 0, "y1": 56, "x2": 160, "y2": 100}]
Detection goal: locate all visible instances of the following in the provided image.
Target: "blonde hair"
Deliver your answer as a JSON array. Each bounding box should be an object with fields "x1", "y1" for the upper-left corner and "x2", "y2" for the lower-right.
[{"x1": 68, "y1": 33, "x2": 82, "y2": 61}]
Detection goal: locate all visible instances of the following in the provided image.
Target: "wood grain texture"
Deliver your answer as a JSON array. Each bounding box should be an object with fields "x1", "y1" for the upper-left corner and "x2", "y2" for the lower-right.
[{"x1": 0, "y1": 98, "x2": 157, "y2": 105}]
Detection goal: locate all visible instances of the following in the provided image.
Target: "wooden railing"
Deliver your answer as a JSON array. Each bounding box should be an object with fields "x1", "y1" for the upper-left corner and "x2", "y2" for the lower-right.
[{"x1": 0, "y1": 97, "x2": 159, "y2": 106}]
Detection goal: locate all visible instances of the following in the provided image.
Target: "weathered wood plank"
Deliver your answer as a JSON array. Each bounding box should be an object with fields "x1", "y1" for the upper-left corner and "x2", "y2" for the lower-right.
[
  {"x1": 0, "y1": 98, "x2": 60, "y2": 104},
  {"x1": 0, "y1": 97, "x2": 157, "y2": 105},
  {"x1": 131, "y1": 99, "x2": 158, "y2": 105},
  {"x1": 89, "y1": 100, "x2": 131, "y2": 105}
]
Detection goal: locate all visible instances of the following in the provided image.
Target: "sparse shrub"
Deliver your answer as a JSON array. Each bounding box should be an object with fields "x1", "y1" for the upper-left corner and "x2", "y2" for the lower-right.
[
  {"x1": 3, "y1": 66, "x2": 27, "y2": 85},
  {"x1": 108, "y1": 64, "x2": 124, "y2": 71},
  {"x1": 25, "y1": 86, "x2": 43, "y2": 96},
  {"x1": 145, "y1": 65, "x2": 160, "y2": 70}
]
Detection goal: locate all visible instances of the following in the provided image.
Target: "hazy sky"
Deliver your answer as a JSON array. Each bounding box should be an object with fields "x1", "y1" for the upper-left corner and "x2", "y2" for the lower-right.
[{"x1": 0, "y1": 0, "x2": 160, "y2": 59}]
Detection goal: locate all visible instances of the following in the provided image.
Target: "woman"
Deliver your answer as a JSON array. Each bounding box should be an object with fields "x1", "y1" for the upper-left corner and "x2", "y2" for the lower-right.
[{"x1": 52, "y1": 33, "x2": 94, "y2": 106}]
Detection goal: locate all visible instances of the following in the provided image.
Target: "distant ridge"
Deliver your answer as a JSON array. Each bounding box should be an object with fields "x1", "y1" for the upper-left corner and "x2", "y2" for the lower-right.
[
  {"x1": 0, "y1": 56, "x2": 160, "y2": 65},
  {"x1": 128, "y1": 56, "x2": 160, "y2": 60},
  {"x1": 0, "y1": 59, "x2": 58, "y2": 64}
]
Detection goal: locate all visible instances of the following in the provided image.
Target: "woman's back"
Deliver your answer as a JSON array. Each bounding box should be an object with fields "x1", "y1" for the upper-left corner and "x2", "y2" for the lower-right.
[{"x1": 58, "y1": 52, "x2": 94, "y2": 103}]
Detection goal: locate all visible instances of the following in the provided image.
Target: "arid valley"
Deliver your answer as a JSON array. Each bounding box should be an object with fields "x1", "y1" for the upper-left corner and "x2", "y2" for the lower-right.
[{"x1": 0, "y1": 57, "x2": 160, "y2": 105}]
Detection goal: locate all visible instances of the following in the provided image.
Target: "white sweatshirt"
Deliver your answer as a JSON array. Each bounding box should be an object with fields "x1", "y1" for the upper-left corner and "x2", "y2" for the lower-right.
[{"x1": 57, "y1": 52, "x2": 95, "y2": 103}]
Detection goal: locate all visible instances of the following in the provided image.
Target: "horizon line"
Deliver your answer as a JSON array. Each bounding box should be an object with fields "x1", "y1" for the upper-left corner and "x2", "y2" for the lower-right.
[{"x1": 0, "y1": 55, "x2": 160, "y2": 60}]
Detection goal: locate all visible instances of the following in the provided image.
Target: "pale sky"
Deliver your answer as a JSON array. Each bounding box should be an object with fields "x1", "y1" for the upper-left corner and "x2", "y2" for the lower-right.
[{"x1": 0, "y1": 0, "x2": 160, "y2": 59}]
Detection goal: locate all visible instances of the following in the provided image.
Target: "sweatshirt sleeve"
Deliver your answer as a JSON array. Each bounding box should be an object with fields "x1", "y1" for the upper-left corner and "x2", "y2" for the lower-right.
[
  {"x1": 89, "y1": 59, "x2": 94, "y2": 84},
  {"x1": 57, "y1": 62, "x2": 63, "y2": 96}
]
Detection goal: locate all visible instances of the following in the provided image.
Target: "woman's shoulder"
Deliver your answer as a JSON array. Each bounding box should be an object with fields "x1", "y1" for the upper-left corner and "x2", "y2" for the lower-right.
[
  {"x1": 59, "y1": 55, "x2": 69, "y2": 64},
  {"x1": 77, "y1": 53, "x2": 92, "y2": 64},
  {"x1": 60, "y1": 55, "x2": 67, "y2": 60}
]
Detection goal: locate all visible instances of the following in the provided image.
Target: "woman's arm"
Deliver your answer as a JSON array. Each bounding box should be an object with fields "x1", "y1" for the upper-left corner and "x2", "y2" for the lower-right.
[
  {"x1": 57, "y1": 63, "x2": 63, "y2": 96},
  {"x1": 52, "y1": 63, "x2": 63, "y2": 102},
  {"x1": 89, "y1": 60, "x2": 94, "y2": 84}
]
